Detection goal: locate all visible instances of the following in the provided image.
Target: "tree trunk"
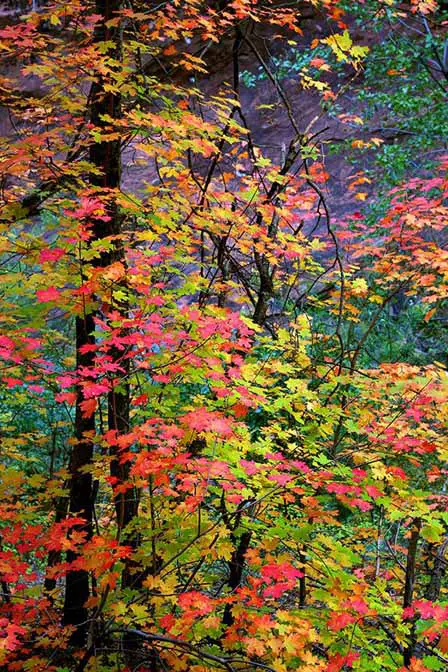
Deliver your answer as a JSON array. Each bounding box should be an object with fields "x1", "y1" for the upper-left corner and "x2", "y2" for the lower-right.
[
  {"x1": 63, "y1": 314, "x2": 96, "y2": 646},
  {"x1": 63, "y1": 0, "x2": 125, "y2": 646},
  {"x1": 88, "y1": 0, "x2": 141, "y2": 589},
  {"x1": 425, "y1": 536, "x2": 448, "y2": 602},
  {"x1": 223, "y1": 531, "x2": 252, "y2": 626},
  {"x1": 403, "y1": 518, "x2": 421, "y2": 668}
]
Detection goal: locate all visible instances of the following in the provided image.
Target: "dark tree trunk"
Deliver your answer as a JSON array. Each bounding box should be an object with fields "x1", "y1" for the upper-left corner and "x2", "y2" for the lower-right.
[
  {"x1": 63, "y1": 0, "x2": 125, "y2": 646},
  {"x1": 63, "y1": 314, "x2": 96, "y2": 646},
  {"x1": 403, "y1": 518, "x2": 421, "y2": 668},
  {"x1": 425, "y1": 536, "x2": 448, "y2": 602},
  {"x1": 88, "y1": 0, "x2": 141, "y2": 588},
  {"x1": 44, "y1": 495, "x2": 68, "y2": 595},
  {"x1": 223, "y1": 531, "x2": 252, "y2": 626}
]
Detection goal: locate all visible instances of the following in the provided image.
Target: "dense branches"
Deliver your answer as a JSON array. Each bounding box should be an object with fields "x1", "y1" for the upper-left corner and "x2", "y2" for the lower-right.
[{"x1": 0, "y1": 1, "x2": 447, "y2": 672}]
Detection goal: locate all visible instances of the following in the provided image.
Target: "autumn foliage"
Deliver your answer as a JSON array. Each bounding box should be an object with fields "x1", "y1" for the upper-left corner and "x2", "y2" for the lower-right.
[{"x1": 0, "y1": 1, "x2": 447, "y2": 671}]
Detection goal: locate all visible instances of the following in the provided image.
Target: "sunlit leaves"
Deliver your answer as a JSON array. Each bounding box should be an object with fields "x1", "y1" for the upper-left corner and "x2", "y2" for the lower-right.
[
  {"x1": 321, "y1": 30, "x2": 369, "y2": 67},
  {"x1": 0, "y1": 0, "x2": 447, "y2": 669}
]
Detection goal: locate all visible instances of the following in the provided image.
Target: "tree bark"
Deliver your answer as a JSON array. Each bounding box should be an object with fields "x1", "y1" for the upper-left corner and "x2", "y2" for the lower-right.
[
  {"x1": 425, "y1": 536, "x2": 448, "y2": 602},
  {"x1": 403, "y1": 518, "x2": 421, "y2": 668},
  {"x1": 223, "y1": 531, "x2": 252, "y2": 626},
  {"x1": 88, "y1": 0, "x2": 141, "y2": 588},
  {"x1": 63, "y1": 314, "x2": 96, "y2": 646},
  {"x1": 63, "y1": 0, "x2": 125, "y2": 646}
]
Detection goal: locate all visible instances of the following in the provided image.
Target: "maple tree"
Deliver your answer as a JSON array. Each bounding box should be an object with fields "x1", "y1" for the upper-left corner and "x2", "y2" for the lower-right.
[{"x1": 0, "y1": 1, "x2": 447, "y2": 671}]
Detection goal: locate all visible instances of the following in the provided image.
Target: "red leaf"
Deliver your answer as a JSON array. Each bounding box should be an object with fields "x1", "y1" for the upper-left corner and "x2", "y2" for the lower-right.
[
  {"x1": 327, "y1": 611, "x2": 357, "y2": 631},
  {"x1": 178, "y1": 591, "x2": 213, "y2": 616},
  {"x1": 327, "y1": 652, "x2": 359, "y2": 672},
  {"x1": 80, "y1": 398, "x2": 97, "y2": 418},
  {"x1": 181, "y1": 408, "x2": 233, "y2": 437},
  {"x1": 38, "y1": 248, "x2": 65, "y2": 263},
  {"x1": 82, "y1": 382, "x2": 110, "y2": 398},
  {"x1": 36, "y1": 287, "x2": 60, "y2": 303},
  {"x1": 55, "y1": 391, "x2": 77, "y2": 404},
  {"x1": 3, "y1": 377, "x2": 23, "y2": 388},
  {"x1": 261, "y1": 562, "x2": 303, "y2": 585},
  {"x1": 365, "y1": 484, "x2": 382, "y2": 499}
]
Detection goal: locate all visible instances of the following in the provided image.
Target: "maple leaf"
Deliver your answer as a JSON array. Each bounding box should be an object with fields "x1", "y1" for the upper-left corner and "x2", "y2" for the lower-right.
[
  {"x1": 36, "y1": 287, "x2": 60, "y2": 302},
  {"x1": 365, "y1": 484, "x2": 382, "y2": 499},
  {"x1": 55, "y1": 391, "x2": 77, "y2": 404},
  {"x1": 326, "y1": 652, "x2": 359, "y2": 672},
  {"x1": 80, "y1": 398, "x2": 97, "y2": 418},
  {"x1": 245, "y1": 637, "x2": 267, "y2": 657},
  {"x1": 159, "y1": 613, "x2": 176, "y2": 631},
  {"x1": 322, "y1": 30, "x2": 369, "y2": 65},
  {"x1": 231, "y1": 402, "x2": 249, "y2": 418},
  {"x1": 240, "y1": 459, "x2": 261, "y2": 475},
  {"x1": 351, "y1": 498, "x2": 373, "y2": 512},
  {"x1": 181, "y1": 408, "x2": 233, "y2": 437},
  {"x1": 402, "y1": 606, "x2": 415, "y2": 619},
  {"x1": 261, "y1": 562, "x2": 303, "y2": 589},
  {"x1": 178, "y1": 591, "x2": 213, "y2": 616},
  {"x1": 66, "y1": 197, "x2": 110, "y2": 222},
  {"x1": 38, "y1": 248, "x2": 65, "y2": 263},
  {"x1": 411, "y1": 0, "x2": 438, "y2": 14},
  {"x1": 268, "y1": 473, "x2": 294, "y2": 486},
  {"x1": 3, "y1": 377, "x2": 23, "y2": 388},
  {"x1": 327, "y1": 611, "x2": 357, "y2": 632},
  {"x1": 263, "y1": 582, "x2": 295, "y2": 598},
  {"x1": 351, "y1": 278, "x2": 368, "y2": 296},
  {"x1": 82, "y1": 381, "x2": 110, "y2": 398},
  {"x1": 345, "y1": 598, "x2": 370, "y2": 615},
  {"x1": 0, "y1": 619, "x2": 27, "y2": 652},
  {"x1": 397, "y1": 661, "x2": 432, "y2": 672},
  {"x1": 0, "y1": 336, "x2": 15, "y2": 359}
]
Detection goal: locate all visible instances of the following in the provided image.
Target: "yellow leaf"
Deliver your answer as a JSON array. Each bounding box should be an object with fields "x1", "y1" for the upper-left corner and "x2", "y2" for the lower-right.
[
  {"x1": 351, "y1": 278, "x2": 368, "y2": 295},
  {"x1": 322, "y1": 30, "x2": 369, "y2": 64}
]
